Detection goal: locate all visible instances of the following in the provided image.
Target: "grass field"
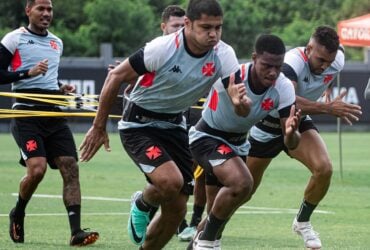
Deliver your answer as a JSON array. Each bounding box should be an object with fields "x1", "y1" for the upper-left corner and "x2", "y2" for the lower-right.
[{"x1": 0, "y1": 131, "x2": 369, "y2": 249}]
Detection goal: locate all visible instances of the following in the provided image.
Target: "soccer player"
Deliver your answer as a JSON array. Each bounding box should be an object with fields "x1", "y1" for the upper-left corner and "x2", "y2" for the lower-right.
[
  {"x1": 188, "y1": 34, "x2": 301, "y2": 249},
  {"x1": 79, "y1": 0, "x2": 246, "y2": 249},
  {"x1": 0, "y1": 0, "x2": 99, "y2": 246},
  {"x1": 247, "y1": 26, "x2": 362, "y2": 249},
  {"x1": 160, "y1": 5, "x2": 185, "y2": 35}
]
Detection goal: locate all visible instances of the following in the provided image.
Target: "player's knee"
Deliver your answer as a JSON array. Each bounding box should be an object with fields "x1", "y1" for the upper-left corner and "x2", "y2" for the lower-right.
[
  {"x1": 230, "y1": 176, "x2": 253, "y2": 200},
  {"x1": 314, "y1": 159, "x2": 333, "y2": 180},
  {"x1": 28, "y1": 166, "x2": 47, "y2": 182},
  {"x1": 155, "y1": 176, "x2": 183, "y2": 200}
]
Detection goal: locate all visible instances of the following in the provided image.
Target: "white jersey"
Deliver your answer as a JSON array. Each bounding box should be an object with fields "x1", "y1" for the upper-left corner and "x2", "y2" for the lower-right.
[
  {"x1": 189, "y1": 63, "x2": 295, "y2": 155},
  {"x1": 250, "y1": 46, "x2": 345, "y2": 142},
  {"x1": 284, "y1": 47, "x2": 344, "y2": 101},
  {"x1": 1, "y1": 27, "x2": 62, "y2": 91},
  {"x1": 118, "y1": 28, "x2": 240, "y2": 130}
]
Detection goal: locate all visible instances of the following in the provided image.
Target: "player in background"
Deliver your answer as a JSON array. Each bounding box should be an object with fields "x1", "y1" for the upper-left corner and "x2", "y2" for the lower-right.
[
  {"x1": 247, "y1": 26, "x2": 362, "y2": 249},
  {"x1": 0, "y1": 0, "x2": 99, "y2": 246}
]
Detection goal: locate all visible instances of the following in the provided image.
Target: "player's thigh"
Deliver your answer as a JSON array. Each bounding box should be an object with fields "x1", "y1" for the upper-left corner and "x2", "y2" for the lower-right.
[{"x1": 289, "y1": 129, "x2": 331, "y2": 173}]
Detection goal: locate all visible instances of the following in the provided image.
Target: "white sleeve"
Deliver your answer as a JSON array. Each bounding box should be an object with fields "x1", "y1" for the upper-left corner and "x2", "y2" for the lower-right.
[
  {"x1": 143, "y1": 34, "x2": 177, "y2": 72},
  {"x1": 284, "y1": 50, "x2": 305, "y2": 78},
  {"x1": 1, "y1": 30, "x2": 20, "y2": 54},
  {"x1": 276, "y1": 75, "x2": 296, "y2": 110},
  {"x1": 331, "y1": 49, "x2": 345, "y2": 72},
  {"x1": 217, "y1": 42, "x2": 240, "y2": 80}
]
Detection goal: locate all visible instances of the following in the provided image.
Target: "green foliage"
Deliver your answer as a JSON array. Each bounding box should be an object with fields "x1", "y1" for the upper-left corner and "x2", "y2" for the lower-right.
[{"x1": 0, "y1": 0, "x2": 368, "y2": 60}]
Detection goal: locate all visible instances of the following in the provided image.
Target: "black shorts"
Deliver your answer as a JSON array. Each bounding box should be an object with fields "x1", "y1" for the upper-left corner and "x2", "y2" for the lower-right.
[
  {"x1": 248, "y1": 118, "x2": 318, "y2": 158},
  {"x1": 11, "y1": 106, "x2": 78, "y2": 169},
  {"x1": 184, "y1": 107, "x2": 202, "y2": 130},
  {"x1": 120, "y1": 126, "x2": 194, "y2": 195},
  {"x1": 190, "y1": 136, "x2": 246, "y2": 187}
]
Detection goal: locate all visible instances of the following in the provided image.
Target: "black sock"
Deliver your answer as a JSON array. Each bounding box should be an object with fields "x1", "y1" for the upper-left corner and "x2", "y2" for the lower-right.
[
  {"x1": 67, "y1": 205, "x2": 81, "y2": 235},
  {"x1": 296, "y1": 200, "x2": 317, "y2": 222},
  {"x1": 135, "y1": 193, "x2": 156, "y2": 213},
  {"x1": 216, "y1": 218, "x2": 229, "y2": 240},
  {"x1": 148, "y1": 206, "x2": 159, "y2": 220},
  {"x1": 14, "y1": 194, "x2": 29, "y2": 216},
  {"x1": 190, "y1": 205, "x2": 205, "y2": 227},
  {"x1": 199, "y1": 213, "x2": 226, "y2": 241}
]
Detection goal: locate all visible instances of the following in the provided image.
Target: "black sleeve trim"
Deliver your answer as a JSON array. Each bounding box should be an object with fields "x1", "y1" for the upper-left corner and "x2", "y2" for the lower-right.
[
  {"x1": 281, "y1": 63, "x2": 298, "y2": 82},
  {"x1": 278, "y1": 103, "x2": 295, "y2": 118},
  {"x1": 0, "y1": 43, "x2": 30, "y2": 84},
  {"x1": 128, "y1": 48, "x2": 148, "y2": 75},
  {"x1": 222, "y1": 69, "x2": 241, "y2": 89}
]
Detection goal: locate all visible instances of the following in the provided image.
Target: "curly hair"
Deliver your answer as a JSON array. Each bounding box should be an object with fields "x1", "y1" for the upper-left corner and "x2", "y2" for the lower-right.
[
  {"x1": 255, "y1": 34, "x2": 286, "y2": 55},
  {"x1": 312, "y1": 26, "x2": 339, "y2": 53}
]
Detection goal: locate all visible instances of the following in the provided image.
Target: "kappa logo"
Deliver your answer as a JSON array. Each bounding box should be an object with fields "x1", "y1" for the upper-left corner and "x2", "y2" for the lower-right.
[
  {"x1": 169, "y1": 65, "x2": 182, "y2": 73},
  {"x1": 303, "y1": 76, "x2": 309, "y2": 82},
  {"x1": 27, "y1": 40, "x2": 35, "y2": 45}
]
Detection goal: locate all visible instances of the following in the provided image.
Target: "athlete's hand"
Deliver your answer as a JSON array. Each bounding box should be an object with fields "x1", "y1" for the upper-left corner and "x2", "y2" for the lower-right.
[
  {"x1": 108, "y1": 60, "x2": 121, "y2": 72},
  {"x1": 285, "y1": 105, "x2": 301, "y2": 136},
  {"x1": 227, "y1": 73, "x2": 252, "y2": 117},
  {"x1": 328, "y1": 90, "x2": 362, "y2": 125},
  {"x1": 60, "y1": 83, "x2": 76, "y2": 94},
  {"x1": 79, "y1": 126, "x2": 111, "y2": 162},
  {"x1": 322, "y1": 88, "x2": 332, "y2": 103},
  {"x1": 28, "y1": 59, "x2": 48, "y2": 77}
]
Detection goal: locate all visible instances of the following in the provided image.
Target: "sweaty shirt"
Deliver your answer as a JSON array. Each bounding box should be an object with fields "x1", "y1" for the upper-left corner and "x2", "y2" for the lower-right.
[
  {"x1": 189, "y1": 62, "x2": 296, "y2": 155},
  {"x1": 118, "y1": 28, "x2": 240, "y2": 130}
]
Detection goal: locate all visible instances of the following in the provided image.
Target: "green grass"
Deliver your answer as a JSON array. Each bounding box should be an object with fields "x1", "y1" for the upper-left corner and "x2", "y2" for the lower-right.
[{"x1": 0, "y1": 132, "x2": 369, "y2": 249}]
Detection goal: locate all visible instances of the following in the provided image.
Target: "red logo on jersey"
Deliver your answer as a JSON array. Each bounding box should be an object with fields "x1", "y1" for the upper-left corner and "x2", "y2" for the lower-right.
[
  {"x1": 261, "y1": 98, "x2": 274, "y2": 111},
  {"x1": 50, "y1": 40, "x2": 59, "y2": 50},
  {"x1": 323, "y1": 74, "x2": 333, "y2": 84},
  {"x1": 146, "y1": 146, "x2": 162, "y2": 160},
  {"x1": 217, "y1": 144, "x2": 232, "y2": 155},
  {"x1": 202, "y1": 63, "x2": 215, "y2": 77},
  {"x1": 26, "y1": 140, "x2": 38, "y2": 152},
  {"x1": 208, "y1": 89, "x2": 219, "y2": 111},
  {"x1": 140, "y1": 72, "x2": 156, "y2": 87}
]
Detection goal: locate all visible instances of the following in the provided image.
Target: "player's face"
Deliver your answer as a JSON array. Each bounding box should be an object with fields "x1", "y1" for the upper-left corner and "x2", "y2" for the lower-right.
[
  {"x1": 185, "y1": 14, "x2": 223, "y2": 54},
  {"x1": 162, "y1": 16, "x2": 185, "y2": 35},
  {"x1": 306, "y1": 41, "x2": 337, "y2": 75},
  {"x1": 26, "y1": 0, "x2": 53, "y2": 35},
  {"x1": 253, "y1": 52, "x2": 284, "y2": 88}
]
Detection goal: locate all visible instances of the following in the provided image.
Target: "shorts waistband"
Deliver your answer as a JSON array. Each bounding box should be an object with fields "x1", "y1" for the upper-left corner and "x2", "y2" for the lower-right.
[
  {"x1": 122, "y1": 101, "x2": 183, "y2": 124},
  {"x1": 195, "y1": 119, "x2": 246, "y2": 145}
]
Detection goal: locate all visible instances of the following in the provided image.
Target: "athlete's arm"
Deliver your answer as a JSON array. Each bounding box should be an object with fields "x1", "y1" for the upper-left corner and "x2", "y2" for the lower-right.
[
  {"x1": 0, "y1": 43, "x2": 49, "y2": 84},
  {"x1": 291, "y1": 80, "x2": 362, "y2": 124},
  {"x1": 79, "y1": 57, "x2": 139, "y2": 161},
  {"x1": 280, "y1": 105, "x2": 301, "y2": 150},
  {"x1": 0, "y1": 43, "x2": 30, "y2": 84}
]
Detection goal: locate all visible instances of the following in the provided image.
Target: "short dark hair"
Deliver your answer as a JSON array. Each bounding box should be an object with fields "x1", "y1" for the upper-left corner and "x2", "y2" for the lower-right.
[
  {"x1": 186, "y1": 0, "x2": 223, "y2": 21},
  {"x1": 312, "y1": 26, "x2": 339, "y2": 53},
  {"x1": 255, "y1": 34, "x2": 286, "y2": 55},
  {"x1": 26, "y1": 0, "x2": 36, "y2": 7},
  {"x1": 161, "y1": 5, "x2": 185, "y2": 23}
]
